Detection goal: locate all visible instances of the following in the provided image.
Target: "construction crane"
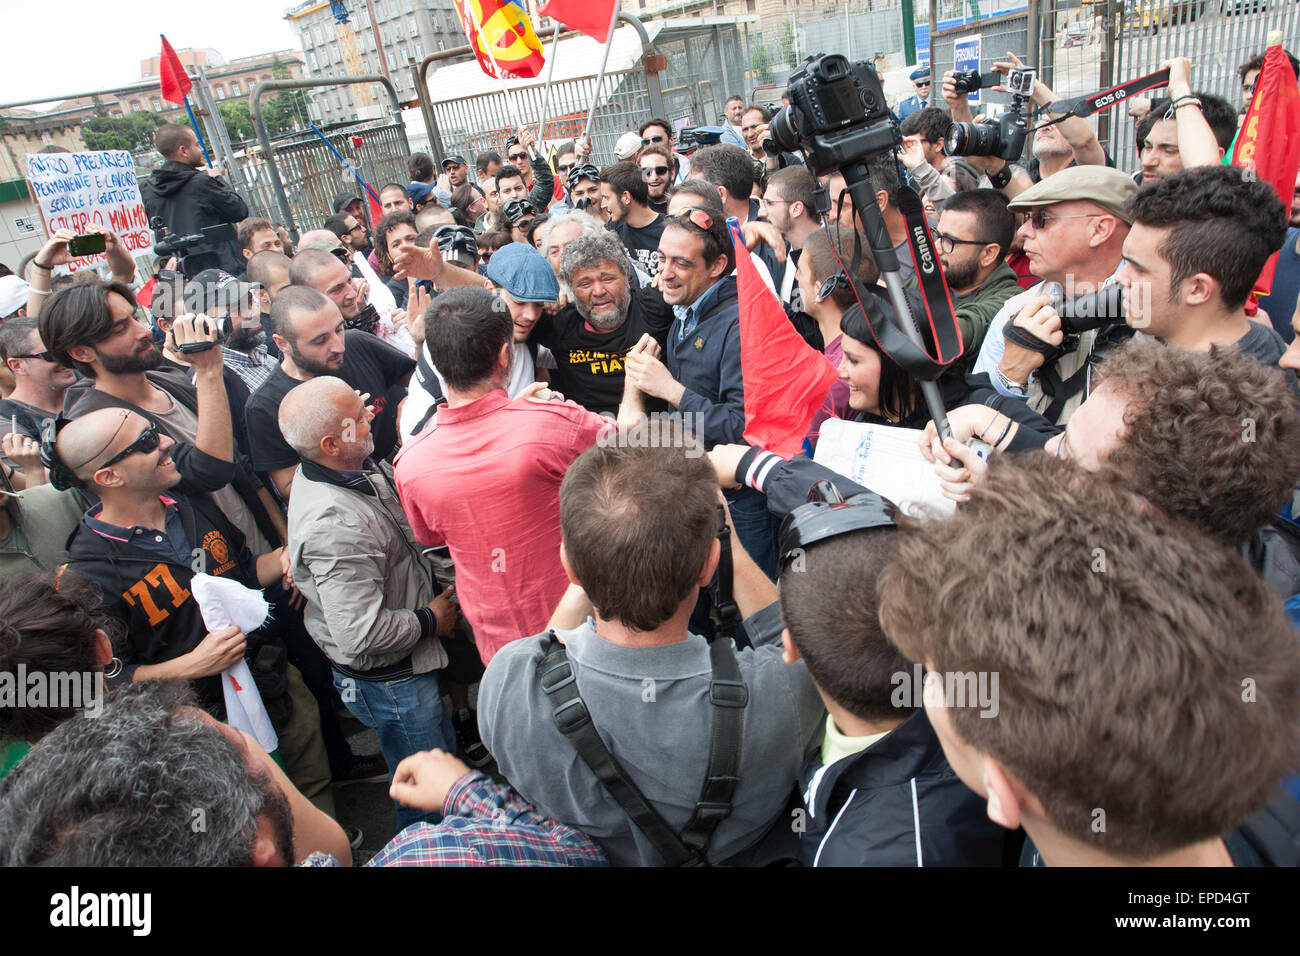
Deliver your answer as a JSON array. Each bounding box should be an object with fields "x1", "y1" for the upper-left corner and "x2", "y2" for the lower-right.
[{"x1": 284, "y1": 0, "x2": 375, "y2": 108}]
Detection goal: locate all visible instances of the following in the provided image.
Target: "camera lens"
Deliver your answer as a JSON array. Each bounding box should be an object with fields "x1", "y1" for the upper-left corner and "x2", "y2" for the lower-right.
[
  {"x1": 769, "y1": 106, "x2": 801, "y2": 153},
  {"x1": 945, "y1": 121, "x2": 1001, "y2": 157}
]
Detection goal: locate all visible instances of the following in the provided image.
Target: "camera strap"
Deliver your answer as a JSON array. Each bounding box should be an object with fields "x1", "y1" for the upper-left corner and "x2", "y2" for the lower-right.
[
  {"x1": 537, "y1": 627, "x2": 748, "y2": 867},
  {"x1": 833, "y1": 182, "x2": 965, "y2": 381},
  {"x1": 1040, "y1": 68, "x2": 1172, "y2": 125}
]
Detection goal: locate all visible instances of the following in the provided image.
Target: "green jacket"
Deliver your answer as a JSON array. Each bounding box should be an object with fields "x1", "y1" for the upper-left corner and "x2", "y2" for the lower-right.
[
  {"x1": 908, "y1": 261, "x2": 1022, "y2": 362},
  {"x1": 0, "y1": 485, "x2": 88, "y2": 581}
]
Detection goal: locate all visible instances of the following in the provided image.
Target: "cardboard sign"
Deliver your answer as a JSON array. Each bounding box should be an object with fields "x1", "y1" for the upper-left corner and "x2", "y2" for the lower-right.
[{"x1": 25, "y1": 150, "x2": 154, "y2": 272}]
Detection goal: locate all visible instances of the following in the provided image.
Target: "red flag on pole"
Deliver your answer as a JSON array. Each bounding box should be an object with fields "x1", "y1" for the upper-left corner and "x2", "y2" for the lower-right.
[
  {"x1": 1231, "y1": 37, "x2": 1300, "y2": 297},
  {"x1": 730, "y1": 226, "x2": 838, "y2": 459},
  {"x1": 159, "y1": 35, "x2": 192, "y2": 106},
  {"x1": 538, "y1": 0, "x2": 619, "y2": 43}
]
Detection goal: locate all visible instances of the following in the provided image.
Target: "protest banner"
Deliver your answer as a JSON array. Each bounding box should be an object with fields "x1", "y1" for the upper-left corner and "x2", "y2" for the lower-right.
[{"x1": 25, "y1": 149, "x2": 154, "y2": 273}]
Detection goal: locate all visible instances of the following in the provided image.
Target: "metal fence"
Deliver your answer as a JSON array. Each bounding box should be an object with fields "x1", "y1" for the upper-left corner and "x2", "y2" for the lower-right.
[
  {"x1": 932, "y1": 10, "x2": 1034, "y2": 112},
  {"x1": 425, "y1": 21, "x2": 754, "y2": 166}
]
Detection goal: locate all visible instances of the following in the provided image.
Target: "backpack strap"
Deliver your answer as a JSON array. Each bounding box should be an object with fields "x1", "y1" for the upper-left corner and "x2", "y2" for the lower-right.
[{"x1": 537, "y1": 627, "x2": 748, "y2": 866}]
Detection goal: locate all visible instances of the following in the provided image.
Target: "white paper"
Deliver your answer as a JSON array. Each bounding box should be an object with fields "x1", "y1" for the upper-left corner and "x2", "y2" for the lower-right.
[
  {"x1": 189, "y1": 573, "x2": 278, "y2": 754},
  {"x1": 813, "y1": 419, "x2": 957, "y2": 518}
]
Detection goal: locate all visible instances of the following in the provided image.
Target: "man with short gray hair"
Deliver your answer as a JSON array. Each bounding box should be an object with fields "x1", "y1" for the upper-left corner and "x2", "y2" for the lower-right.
[
  {"x1": 526, "y1": 231, "x2": 675, "y2": 415},
  {"x1": 280, "y1": 375, "x2": 461, "y2": 830}
]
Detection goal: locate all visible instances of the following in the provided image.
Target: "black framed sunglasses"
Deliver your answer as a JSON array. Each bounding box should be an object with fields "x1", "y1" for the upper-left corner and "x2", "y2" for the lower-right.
[
  {"x1": 508, "y1": 151, "x2": 530, "y2": 162},
  {"x1": 12, "y1": 351, "x2": 57, "y2": 363},
  {"x1": 641, "y1": 165, "x2": 670, "y2": 179},
  {"x1": 101, "y1": 424, "x2": 161, "y2": 468},
  {"x1": 641, "y1": 133, "x2": 667, "y2": 146}
]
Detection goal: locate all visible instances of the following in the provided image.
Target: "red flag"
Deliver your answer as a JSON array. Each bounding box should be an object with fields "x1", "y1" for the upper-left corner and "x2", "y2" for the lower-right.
[
  {"x1": 538, "y1": 0, "x2": 618, "y2": 43},
  {"x1": 732, "y1": 227, "x2": 838, "y2": 459},
  {"x1": 158, "y1": 35, "x2": 192, "y2": 106},
  {"x1": 1232, "y1": 41, "x2": 1300, "y2": 297},
  {"x1": 367, "y1": 192, "x2": 384, "y2": 231}
]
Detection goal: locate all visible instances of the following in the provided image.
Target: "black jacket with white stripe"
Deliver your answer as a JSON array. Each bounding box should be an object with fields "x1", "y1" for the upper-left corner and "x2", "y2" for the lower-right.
[{"x1": 798, "y1": 708, "x2": 1023, "y2": 866}]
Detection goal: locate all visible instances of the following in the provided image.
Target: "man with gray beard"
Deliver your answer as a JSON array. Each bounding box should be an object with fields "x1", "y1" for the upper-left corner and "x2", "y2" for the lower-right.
[{"x1": 527, "y1": 231, "x2": 675, "y2": 415}]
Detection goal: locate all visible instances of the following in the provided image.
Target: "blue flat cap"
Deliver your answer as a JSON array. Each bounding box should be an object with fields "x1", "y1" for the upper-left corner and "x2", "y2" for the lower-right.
[
  {"x1": 910, "y1": 67, "x2": 931, "y2": 82},
  {"x1": 485, "y1": 242, "x2": 560, "y2": 303}
]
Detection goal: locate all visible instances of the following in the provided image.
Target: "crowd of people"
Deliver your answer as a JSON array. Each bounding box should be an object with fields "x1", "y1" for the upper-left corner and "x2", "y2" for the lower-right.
[{"x1": 0, "y1": 44, "x2": 1299, "y2": 869}]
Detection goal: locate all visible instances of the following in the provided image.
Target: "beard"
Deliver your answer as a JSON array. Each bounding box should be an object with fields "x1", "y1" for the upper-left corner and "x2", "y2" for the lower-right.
[
  {"x1": 289, "y1": 342, "x2": 341, "y2": 377},
  {"x1": 226, "y1": 324, "x2": 266, "y2": 352},
  {"x1": 252, "y1": 768, "x2": 295, "y2": 866},
  {"x1": 97, "y1": 344, "x2": 163, "y2": 374},
  {"x1": 940, "y1": 255, "x2": 981, "y2": 292},
  {"x1": 575, "y1": 286, "x2": 631, "y2": 331}
]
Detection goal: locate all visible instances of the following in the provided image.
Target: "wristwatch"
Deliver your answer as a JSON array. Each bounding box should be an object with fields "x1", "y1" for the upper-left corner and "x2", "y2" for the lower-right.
[
  {"x1": 994, "y1": 366, "x2": 1027, "y2": 395},
  {"x1": 989, "y1": 164, "x2": 1013, "y2": 190}
]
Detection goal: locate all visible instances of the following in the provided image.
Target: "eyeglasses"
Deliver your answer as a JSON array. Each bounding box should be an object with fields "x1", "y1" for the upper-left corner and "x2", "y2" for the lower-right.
[
  {"x1": 348, "y1": 224, "x2": 366, "y2": 233},
  {"x1": 670, "y1": 206, "x2": 714, "y2": 230},
  {"x1": 935, "y1": 231, "x2": 993, "y2": 254},
  {"x1": 101, "y1": 424, "x2": 161, "y2": 469},
  {"x1": 508, "y1": 152, "x2": 529, "y2": 163},
  {"x1": 1027, "y1": 210, "x2": 1099, "y2": 231},
  {"x1": 759, "y1": 196, "x2": 790, "y2": 206},
  {"x1": 641, "y1": 134, "x2": 666, "y2": 146},
  {"x1": 13, "y1": 351, "x2": 56, "y2": 363},
  {"x1": 478, "y1": 251, "x2": 494, "y2": 262},
  {"x1": 641, "y1": 165, "x2": 670, "y2": 179},
  {"x1": 915, "y1": 81, "x2": 931, "y2": 88}
]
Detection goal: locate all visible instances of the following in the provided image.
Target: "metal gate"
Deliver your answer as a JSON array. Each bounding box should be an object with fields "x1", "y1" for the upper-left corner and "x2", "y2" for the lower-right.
[{"x1": 248, "y1": 75, "x2": 411, "y2": 240}]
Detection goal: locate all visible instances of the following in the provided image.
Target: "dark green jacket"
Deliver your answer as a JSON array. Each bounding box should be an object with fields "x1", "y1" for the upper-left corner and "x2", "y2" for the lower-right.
[{"x1": 908, "y1": 261, "x2": 1022, "y2": 363}]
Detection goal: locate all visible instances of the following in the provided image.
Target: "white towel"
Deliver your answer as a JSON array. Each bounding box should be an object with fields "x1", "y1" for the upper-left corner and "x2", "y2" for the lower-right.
[{"x1": 189, "y1": 573, "x2": 278, "y2": 754}]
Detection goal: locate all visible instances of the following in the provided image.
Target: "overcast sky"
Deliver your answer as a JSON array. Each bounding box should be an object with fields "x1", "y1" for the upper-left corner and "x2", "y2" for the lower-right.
[{"x1": 2, "y1": 1, "x2": 304, "y2": 107}]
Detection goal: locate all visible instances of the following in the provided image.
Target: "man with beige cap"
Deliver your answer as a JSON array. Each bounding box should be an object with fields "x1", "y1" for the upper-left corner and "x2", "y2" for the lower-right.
[{"x1": 971, "y1": 164, "x2": 1136, "y2": 424}]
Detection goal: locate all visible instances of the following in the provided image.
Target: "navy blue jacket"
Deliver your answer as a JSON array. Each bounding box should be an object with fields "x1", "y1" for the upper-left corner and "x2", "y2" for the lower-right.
[{"x1": 666, "y1": 275, "x2": 744, "y2": 448}]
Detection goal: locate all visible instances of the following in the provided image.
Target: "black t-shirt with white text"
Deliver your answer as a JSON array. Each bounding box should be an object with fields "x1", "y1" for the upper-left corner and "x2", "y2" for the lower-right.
[
  {"x1": 244, "y1": 329, "x2": 415, "y2": 473},
  {"x1": 609, "y1": 214, "x2": 666, "y2": 277}
]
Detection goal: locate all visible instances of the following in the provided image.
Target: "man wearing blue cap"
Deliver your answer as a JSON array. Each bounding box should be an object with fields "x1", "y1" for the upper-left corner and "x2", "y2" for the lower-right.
[
  {"x1": 897, "y1": 67, "x2": 935, "y2": 120},
  {"x1": 399, "y1": 243, "x2": 557, "y2": 440}
]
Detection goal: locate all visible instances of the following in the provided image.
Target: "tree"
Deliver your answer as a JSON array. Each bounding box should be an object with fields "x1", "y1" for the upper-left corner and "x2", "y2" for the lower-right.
[
  {"x1": 218, "y1": 101, "x2": 255, "y2": 143},
  {"x1": 752, "y1": 44, "x2": 774, "y2": 84},
  {"x1": 83, "y1": 111, "x2": 165, "y2": 153},
  {"x1": 779, "y1": 23, "x2": 797, "y2": 67}
]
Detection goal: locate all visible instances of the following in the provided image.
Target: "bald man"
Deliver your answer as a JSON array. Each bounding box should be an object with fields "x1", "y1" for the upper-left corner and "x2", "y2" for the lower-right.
[
  {"x1": 280, "y1": 375, "x2": 465, "y2": 829},
  {"x1": 56, "y1": 406, "x2": 336, "y2": 815},
  {"x1": 246, "y1": 250, "x2": 292, "y2": 361}
]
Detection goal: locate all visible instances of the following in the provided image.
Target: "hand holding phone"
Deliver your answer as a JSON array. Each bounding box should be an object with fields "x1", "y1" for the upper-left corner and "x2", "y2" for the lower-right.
[{"x1": 68, "y1": 233, "x2": 107, "y2": 258}]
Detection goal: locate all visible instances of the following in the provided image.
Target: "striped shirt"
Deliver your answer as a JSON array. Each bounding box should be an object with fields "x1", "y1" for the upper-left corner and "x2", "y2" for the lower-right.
[{"x1": 221, "y1": 345, "x2": 275, "y2": 395}]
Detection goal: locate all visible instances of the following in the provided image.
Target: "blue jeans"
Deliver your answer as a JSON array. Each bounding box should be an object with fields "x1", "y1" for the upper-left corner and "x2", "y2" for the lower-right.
[
  {"x1": 725, "y1": 486, "x2": 781, "y2": 582},
  {"x1": 332, "y1": 668, "x2": 455, "y2": 831}
]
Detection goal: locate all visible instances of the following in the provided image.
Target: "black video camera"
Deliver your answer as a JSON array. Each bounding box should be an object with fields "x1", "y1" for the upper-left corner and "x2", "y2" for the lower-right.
[
  {"x1": 945, "y1": 66, "x2": 1036, "y2": 162},
  {"x1": 768, "y1": 53, "x2": 897, "y2": 176}
]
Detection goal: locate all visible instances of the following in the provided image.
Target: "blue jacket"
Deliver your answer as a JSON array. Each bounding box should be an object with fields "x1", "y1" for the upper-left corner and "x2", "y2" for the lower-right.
[{"x1": 666, "y1": 275, "x2": 744, "y2": 448}]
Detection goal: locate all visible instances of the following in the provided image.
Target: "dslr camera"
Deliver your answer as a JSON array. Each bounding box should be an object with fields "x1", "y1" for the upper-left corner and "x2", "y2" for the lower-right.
[
  {"x1": 769, "y1": 53, "x2": 897, "y2": 175},
  {"x1": 944, "y1": 66, "x2": 1036, "y2": 162}
]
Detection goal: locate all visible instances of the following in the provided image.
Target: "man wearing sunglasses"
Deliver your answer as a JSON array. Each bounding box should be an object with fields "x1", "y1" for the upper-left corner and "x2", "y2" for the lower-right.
[
  {"x1": 638, "y1": 117, "x2": 691, "y2": 183},
  {"x1": 503, "y1": 129, "x2": 554, "y2": 214},
  {"x1": 55, "y1": 406, "x2": 335, "y2": 818},
  {"x1": 896, "y1": 66, "x2": 935, "y2": 121},
  {"x1": 638, "y1": 146, "x2": 674, "y2": 215},
  {"x1": 600, "y1": 162, "x2": 666, "y2": 278},
  {"x1": 971, "y1": 166, "x2": 1136, "y2": 425},
  {"x1": 0, "y1": 317, "x2": 73, "y2": 487}
]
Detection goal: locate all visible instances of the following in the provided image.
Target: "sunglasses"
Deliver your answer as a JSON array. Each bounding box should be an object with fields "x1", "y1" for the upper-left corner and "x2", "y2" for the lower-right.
[
  {"x1": 641, "y1": 134, "x2": 666, "y2": 146},
  {"x1": 101, "y1": 424, "x2": 161, "y2": 469},
  {"x1": 348, "y1": 224, "x2": 366, "y2": 233},
  {"x1": 915, "y1": 81, "x2": 931, "y2": 87},
  {"x1": 478, "y1": 251, "x2": 494, "y2": 262},
  {"x1": 641, "y1": 165, "x2": 670, "y2": 179},
  {"x1": 508, "y1": 152, "x2": 529, "y2": 162},
  {"x1": 1027, "y1": 210, "x2": 1098, "y2": 230},
  {"x1": 12, "y1": 351, "x2": 57, "y2": 363},
  {"x1": 670, "y1": 206, "x2": 714, "y2": 230},
  {"x1": 557, "y1": 162, "x2": 576, "y2": 174}
]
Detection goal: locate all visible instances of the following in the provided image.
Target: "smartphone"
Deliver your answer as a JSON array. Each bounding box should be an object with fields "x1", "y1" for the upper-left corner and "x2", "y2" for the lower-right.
[{"x1": 68, "y1": 233, "x2": 107, "y2": 257}]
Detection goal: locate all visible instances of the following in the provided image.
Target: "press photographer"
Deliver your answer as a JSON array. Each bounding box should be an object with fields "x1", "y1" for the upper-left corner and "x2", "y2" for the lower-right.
[{"x1": 141, "y1": 123, "x2": 249, "y2": 279}]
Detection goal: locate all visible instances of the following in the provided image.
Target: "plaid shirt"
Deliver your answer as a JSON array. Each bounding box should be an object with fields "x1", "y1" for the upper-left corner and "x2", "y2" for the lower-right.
[
  {"x1": 365, "y1": 771, "x2": 608, "y2": 867},
  {"x1": 222, "y1": 345, "x2": 276, "y2": 395}
]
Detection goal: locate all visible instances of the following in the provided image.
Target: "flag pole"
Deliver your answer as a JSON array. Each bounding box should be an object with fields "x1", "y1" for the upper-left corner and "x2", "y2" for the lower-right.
[
  {"x1": 463, "y1": 4, "x2": 529, "y2": 153},
  {"x1": 581, "y1": 2, "x2": 623, "y2": 143},
  {"x1": 182, "y1": 95, "x2": 213, "y2": 168},
  {"x1": 535, "y1": 23, "x2": 562, "y2": 149},
  {"x1": 308, "y1": 124, "x2": 383, "y2": 205}
]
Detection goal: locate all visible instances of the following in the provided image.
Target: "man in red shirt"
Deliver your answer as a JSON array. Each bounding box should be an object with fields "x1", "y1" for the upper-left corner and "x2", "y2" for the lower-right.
[{"x1": 395, "y1": 286, "x2": 649, "y2": 664}]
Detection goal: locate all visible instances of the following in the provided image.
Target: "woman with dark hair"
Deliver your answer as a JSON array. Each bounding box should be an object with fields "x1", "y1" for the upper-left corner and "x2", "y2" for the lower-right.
[
  {"x1": 0, "y1": 570, "x2": 116, "y2": 779},
  {"x1": 475, "y1": 231, "x2": 510, "y2": 275},
  {"x1": 450, "y1": 183, "x2": 487, "y2": 231},
  {"x1": 526, "y1": 214, "x2": 550, "y2": 251}
]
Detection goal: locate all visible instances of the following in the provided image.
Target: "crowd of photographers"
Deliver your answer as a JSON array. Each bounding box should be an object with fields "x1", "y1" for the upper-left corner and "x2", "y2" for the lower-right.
[{"x1": 0, "y1": 41, "x2": 1298, "y2": 869}]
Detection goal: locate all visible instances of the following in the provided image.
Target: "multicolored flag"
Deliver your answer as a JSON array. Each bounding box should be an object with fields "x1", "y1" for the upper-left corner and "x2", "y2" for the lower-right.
[
  {"x1": 730, "y1": 223, "x2": 838, "y2": 459},
  {"x1": 1231, "y1": 38, "x2": 1300, "y2": 296},
  {"x1": 452, "y1": 0, "x2": 546, "y2": 79},
  {"x1": 158, "y1": 35, "x2": 192, "y2": 106},
  {"x1": 538, "y1": 0, "x2": 619, "y2": 43}
]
